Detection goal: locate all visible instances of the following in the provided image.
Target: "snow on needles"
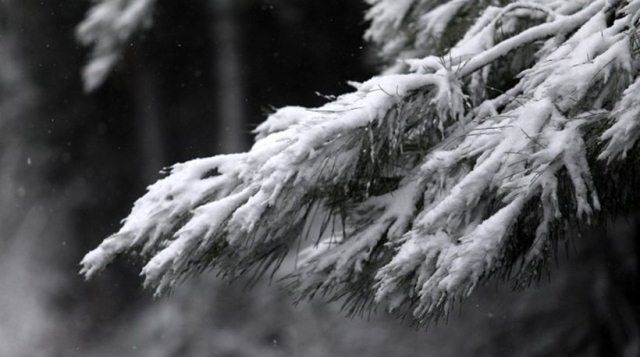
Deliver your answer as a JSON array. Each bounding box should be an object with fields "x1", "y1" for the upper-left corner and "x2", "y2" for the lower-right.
[
  {"x1": 77, "y1": 0, "x2": 156, "y2": 91},
  {"x1": 82, "y1": 0, "x2": 640, "y2": 321}
]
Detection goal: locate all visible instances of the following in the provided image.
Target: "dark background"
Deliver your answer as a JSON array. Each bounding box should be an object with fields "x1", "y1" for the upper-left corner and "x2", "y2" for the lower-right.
[{"x1": 0, "y1": 1, "x2": 638, "y2": 356}]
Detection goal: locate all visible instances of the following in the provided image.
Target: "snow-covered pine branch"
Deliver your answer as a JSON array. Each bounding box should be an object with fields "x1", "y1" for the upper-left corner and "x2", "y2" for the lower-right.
[
  {"x1": 77, "y1": 0, "x2": 156, "y2": 91},
  {"x1": 81, "y1": 0, "x2": 640, "y2": 322}
]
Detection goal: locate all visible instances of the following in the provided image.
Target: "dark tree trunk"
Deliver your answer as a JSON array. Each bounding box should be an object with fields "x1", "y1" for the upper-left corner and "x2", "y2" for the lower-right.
[{"x1": 211, "y1": 0, "x2": 246, "y2": 153}]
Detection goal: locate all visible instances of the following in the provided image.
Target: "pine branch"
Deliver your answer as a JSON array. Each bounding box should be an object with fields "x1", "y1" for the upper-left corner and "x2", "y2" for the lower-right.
[
  {"x1": 77, "y1": 0, "x2": 156, "y2": 91},
  {"x1": 81, "y1": 0, "x2": 640, "y2": 324}
]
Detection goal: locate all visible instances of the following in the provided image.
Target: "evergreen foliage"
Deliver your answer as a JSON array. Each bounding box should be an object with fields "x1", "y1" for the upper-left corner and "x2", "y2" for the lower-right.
[
  {"x1": 81, "y1": 0, "x2": 640, "y2": 324},
  {"x1": 77, "y1": 0, "x2": 156, "y2": 91}
]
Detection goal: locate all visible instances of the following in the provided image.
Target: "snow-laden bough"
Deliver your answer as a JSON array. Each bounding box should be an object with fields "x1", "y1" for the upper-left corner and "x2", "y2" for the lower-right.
[{"x1": 81, "y1": 0, "x2": 640, "y2": 321}]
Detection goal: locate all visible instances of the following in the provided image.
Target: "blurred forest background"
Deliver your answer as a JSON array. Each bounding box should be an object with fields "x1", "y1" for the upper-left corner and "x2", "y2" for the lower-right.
[{"x1": 0, "y1": 1, "x2": 638, "y2": 356}]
